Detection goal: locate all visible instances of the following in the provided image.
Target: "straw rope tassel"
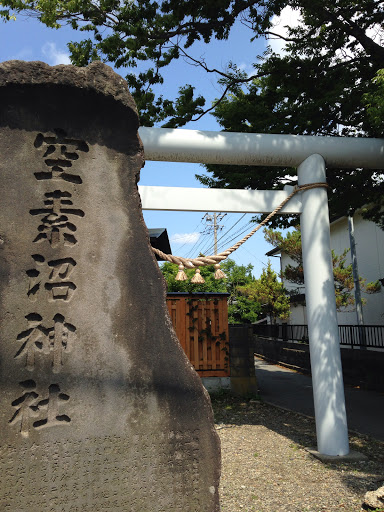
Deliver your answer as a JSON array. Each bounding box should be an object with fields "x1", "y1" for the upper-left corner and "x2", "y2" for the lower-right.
[
  {"x1": 214, "y1": 264, "x2": 226, "y2": 279},
  {"x1": 191, "y1": 268, "x2": 205, "y2": 283},
  {"x1": 175, "y1": 264, "x2": 188, "y2": 281}
]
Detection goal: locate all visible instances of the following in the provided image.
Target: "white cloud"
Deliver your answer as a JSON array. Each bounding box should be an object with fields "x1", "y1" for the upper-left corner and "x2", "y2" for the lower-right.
[
  {"x1": 9, "y1": 47, "x2": 34, "y2": 61},
  {"x1": 268, "y1": 6, "x2": 302, "y2": 56},
  {"x1": 42, "y1": 42, "x2": 71, "y2": 65},
  {"x1": 170, "y1": 232, "x2": 200, "y2": 244},
  {"x1": 238, "y1": 61, "x2": 256, "y2": 78}
]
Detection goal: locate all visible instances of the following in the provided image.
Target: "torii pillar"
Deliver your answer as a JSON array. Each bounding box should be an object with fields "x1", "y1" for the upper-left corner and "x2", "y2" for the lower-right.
[{"x1": 298, "y1": 154, "x2": 349, "y2": 456}]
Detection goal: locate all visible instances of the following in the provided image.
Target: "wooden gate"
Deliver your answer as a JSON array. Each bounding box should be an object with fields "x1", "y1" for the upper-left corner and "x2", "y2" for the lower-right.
[{"x1": 166, "y1": 293, "x2": 230, "y2": 377}]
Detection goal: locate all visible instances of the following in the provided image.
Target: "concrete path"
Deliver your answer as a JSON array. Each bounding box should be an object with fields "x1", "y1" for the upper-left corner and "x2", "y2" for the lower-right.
[{"x1": 254, "y1": 357, "x2": 384, "y2": 441}]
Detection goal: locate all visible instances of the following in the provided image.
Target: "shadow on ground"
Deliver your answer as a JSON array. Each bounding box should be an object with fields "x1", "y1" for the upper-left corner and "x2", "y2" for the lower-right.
[{"x1": 211, "y1": 392, "x2": 384, "y2": 497}]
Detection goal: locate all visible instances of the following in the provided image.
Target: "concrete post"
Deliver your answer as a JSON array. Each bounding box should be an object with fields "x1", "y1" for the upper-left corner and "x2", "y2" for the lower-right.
[
  {"x1": 229, "y1": 325, "x2": 258, "y2": 396},
  {"x1": 298, "y1": 154, "x2": 349, "y2": 456}
]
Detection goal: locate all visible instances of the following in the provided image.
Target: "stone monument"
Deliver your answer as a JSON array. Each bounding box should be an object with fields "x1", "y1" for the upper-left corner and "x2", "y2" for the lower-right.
[{"x1": 0, "y1": 60, "x2": 221, "y2": 511}]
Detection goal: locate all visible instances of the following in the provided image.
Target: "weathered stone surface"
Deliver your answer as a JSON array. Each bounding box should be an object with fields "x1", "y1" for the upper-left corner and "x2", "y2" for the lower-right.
[
  {"x1": 361, "y1": 486, "x2": 384, "y2": 510},
  {"x1": 0, "y1": 60, "x2": 221, "y2": 511},
  {"x1": 0, "y1": 60, "x2": 138, "y2": 113}
]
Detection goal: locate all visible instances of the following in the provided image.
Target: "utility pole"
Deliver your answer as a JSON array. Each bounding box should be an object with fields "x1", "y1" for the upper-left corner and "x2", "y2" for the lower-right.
[
  {"x1": 348, "y1": 209, "x2": 366, "y2": 349},
  {"x1": 203, "y1": 213, "x2": 226, "y2": 254}
]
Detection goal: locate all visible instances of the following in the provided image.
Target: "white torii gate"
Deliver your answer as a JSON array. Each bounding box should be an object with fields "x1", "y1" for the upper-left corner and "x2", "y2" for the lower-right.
[{"x1": 138, "y1": 127, "x2": 384, "y2": 457}]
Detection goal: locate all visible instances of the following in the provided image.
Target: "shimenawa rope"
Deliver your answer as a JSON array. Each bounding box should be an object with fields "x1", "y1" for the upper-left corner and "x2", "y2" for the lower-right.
[{"x1": 151, "y1": 183, "x2": 328, "y2": 282}]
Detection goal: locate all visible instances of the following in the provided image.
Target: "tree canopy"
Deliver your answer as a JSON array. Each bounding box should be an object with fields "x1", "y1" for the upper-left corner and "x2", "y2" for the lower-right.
[
  {"x1": 2, "y1": 0, "x2": 383, "y2": 226},
  {"x1": 237, "y1": 260, "x2": 290, "y2": 323},
  {"x1": 364, "y1": 69, "x2": 384, "y2": 137}
]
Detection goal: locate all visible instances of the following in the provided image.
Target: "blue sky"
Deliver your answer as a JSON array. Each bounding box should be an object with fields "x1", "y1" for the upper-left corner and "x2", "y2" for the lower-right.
[{"x1": 0, "y1": 10, "x2": 295, "y2": 277}]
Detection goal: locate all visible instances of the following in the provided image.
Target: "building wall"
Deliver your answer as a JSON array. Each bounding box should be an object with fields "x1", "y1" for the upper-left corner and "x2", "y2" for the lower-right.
[
  {"x1": 278, "y1": 252, "x2": 307, "y2": 324},
  {"x1": 279, "y1": 213, "x2": 384, "y2": 325},
  {"x1": 330, "y1": 213, "x2": 384, "y2": 325}
]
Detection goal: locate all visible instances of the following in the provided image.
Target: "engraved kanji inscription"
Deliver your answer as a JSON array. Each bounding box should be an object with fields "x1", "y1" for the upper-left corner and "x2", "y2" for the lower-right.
[
  {"x1": 33, "y1": 384, "x2": 71, "y2": 430},
  {"x1": 27, "y1": 254, "x2": 77, "y2": 302},
  {"x1": 30, "y1": 190, "x2": 84, "y2": 247},
  {"x1": 34, "y1": 129, "x2": 89, "y2": 184},
  {"x1": 9, "y1": 381, "x2": 71, "y2": 437},
  {"x1": 8, "y1": 380, "x2": 39, "y2": 437},
  {"x1": 15, "y1": 313, "x2": 76, "y2": 372}
]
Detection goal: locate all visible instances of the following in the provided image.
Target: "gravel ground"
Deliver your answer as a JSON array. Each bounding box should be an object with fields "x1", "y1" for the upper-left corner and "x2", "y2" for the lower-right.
[{"x1": 211, "y1": 394, "x2": 384, "y2": 512}]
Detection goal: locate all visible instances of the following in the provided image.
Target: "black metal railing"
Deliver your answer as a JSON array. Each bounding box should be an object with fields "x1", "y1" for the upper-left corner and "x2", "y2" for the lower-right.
[
  {"x1": 252, "y1": 324, "x2": 309, "y2": 343},
  {"x1": 252, "y1": 323, "x2": 384, "y2": 348},
  {"x1": 338, "y1": 325, "x2": 384, "y2": 348}
]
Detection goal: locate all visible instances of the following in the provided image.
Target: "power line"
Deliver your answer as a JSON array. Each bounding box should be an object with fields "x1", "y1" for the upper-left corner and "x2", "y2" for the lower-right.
[
  {"x1": 219, "y1": 221, "x2": 254, "y2": 249},
  {"x1": 186, "y1": 212, "x2": 226, "y2": 257},
  {"x1": 182, "y1": 213, "x2": 262, "y2": 261},
  {"x1": 201, "y1": 213, "x2": 248, "y2": 256},
  {"x1": 214, "y1": 217, "x2": 256, "y2": 253},
  {"x1": 182, "y1": 214, "x2": 210, "y2": 257},
  {"x1": 185, "y1": 229, "x2": 212, "y2": 258},
  {"x1": 202, "y1": 213, "x2": 226, "y2": 254},
  {"x1": 213, "y1": 213, "x2": 247, "y2": 250}
]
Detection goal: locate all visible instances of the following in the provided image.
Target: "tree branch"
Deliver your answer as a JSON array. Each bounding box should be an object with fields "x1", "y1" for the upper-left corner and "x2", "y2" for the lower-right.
[
  {"x1": 190, "y1": 84, "x2": 231, "y2": 122},
  {"x1": 265, "y1": 31, "x2": 297, "y2": 42},
  {"x1": 321, "y1": 5, "x2": 384, "y2": 62},
  {"x1": 176, "y1": 45, "x2": 257, "y2": 83}
]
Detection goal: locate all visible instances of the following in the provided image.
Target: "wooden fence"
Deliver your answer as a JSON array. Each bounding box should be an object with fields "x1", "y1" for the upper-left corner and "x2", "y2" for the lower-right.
[{"x1": 166, "y1": 293, "x2": 230, "y2": 377}]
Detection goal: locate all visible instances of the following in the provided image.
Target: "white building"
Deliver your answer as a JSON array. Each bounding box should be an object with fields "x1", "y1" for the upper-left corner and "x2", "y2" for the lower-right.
[{"x1": 267, "y1": 212, "x2": 384, "y2": 326}]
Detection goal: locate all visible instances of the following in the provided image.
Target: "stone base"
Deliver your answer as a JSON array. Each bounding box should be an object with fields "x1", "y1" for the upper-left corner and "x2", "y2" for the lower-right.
[
  {"x1": 307, "y1": 448, "x2": 368, "y2": 463},
  {"x1": 230, "y1": 376, "x2": 259, "y2": 396},
  {"x1": 201, "y1": 377, "x2": 231, "y2": 393}
]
